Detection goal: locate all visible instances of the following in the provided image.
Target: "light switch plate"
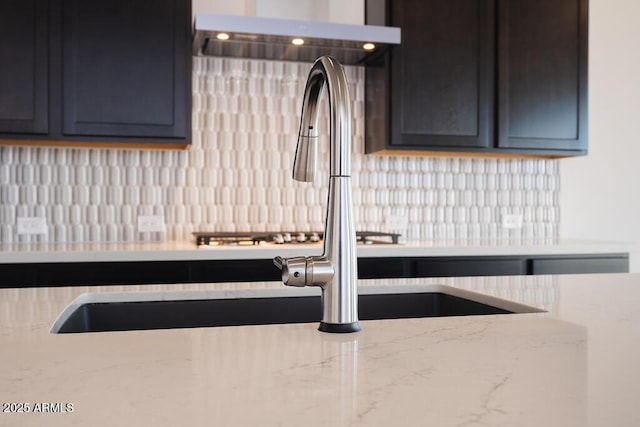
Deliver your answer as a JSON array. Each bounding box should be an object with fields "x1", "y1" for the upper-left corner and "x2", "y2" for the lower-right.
[
  {"x1": 137, "y1": 215, "x2": 166, "y2": 233},
  {"x1": 17, "y1": 217, "x2": 48, "y2": 235}
]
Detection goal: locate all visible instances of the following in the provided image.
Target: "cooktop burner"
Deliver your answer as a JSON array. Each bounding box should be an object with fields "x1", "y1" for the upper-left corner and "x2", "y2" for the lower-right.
[{"x1": 193, "y1": 231, "x2": 401, "y2": 247}]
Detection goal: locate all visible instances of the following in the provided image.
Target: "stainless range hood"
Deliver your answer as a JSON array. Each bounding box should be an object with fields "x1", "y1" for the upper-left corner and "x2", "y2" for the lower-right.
[{"x1": 192, "y1": 13, "x2": 401, "y2": 65}]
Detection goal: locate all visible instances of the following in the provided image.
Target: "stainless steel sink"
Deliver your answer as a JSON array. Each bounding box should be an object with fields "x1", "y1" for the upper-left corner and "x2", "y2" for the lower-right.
[{"x1": 50, "y1": 285, "x2": 544, "y2": 334}]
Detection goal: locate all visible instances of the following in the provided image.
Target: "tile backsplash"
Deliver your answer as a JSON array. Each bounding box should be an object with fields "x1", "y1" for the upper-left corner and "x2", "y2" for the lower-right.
[{"x1": 0, "y1": 57, "x2": 560, "y2": 245}]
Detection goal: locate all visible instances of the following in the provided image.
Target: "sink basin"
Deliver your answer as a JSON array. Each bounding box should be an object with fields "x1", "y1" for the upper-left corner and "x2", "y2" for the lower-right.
[{"x1": 51, "y1": 285, "x2": 543, "y2": 334}]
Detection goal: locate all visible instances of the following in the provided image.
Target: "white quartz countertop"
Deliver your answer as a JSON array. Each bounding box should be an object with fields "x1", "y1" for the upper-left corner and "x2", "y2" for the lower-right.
[
  {"x1": 1, "y1": 273, "x2": 639, "y2": 426},
  {"x1": 0, "y1": 238, "x2": 631, "y2": 263}
]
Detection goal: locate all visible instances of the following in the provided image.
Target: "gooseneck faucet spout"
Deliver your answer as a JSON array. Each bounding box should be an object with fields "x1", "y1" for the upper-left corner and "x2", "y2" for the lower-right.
[{"x1": 273, "y1": 56, "x2": 359, "y2": 333}]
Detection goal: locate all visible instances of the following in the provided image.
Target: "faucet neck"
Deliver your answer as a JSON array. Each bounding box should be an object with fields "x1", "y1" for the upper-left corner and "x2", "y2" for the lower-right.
[{"x1": 294, "y1": 56, "x2": 352, "y2": 180}]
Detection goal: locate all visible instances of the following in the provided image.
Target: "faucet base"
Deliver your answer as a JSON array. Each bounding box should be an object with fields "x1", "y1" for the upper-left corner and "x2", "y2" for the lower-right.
[{"x1": 318, "y1": 322, "x2": 361, "y2": 334}]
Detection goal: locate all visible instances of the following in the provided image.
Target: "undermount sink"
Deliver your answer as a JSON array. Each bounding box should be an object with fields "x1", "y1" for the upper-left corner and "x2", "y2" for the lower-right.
[{"x1": 50, "y1": 285, "x2": 544, "y2": 334}]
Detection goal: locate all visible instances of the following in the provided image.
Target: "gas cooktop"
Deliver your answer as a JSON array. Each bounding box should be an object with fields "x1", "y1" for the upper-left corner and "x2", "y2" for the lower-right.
[{"x1": 193, "y1": 231, "x2": 401, "y2": 247}]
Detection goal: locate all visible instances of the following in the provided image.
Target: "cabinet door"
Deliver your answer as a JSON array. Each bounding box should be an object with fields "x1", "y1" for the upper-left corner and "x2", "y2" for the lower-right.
[
  {"x1": 498, "y1": 0, "x2": 588, "y2": 151},
  {"x1": 531, "y1": 257, "x2": 629, "y2": 275},
  {"x1": 37, "y1": 262, "x2": 191, "y2": 286},
  {"x1": 415, "y1": 258, "x2": 525, "y2": 277},
  {"x1": 376, "y1": 0, "x2": 494, "y2": 150},
  {"x1": 358, "y1": 258, "x2": 409, "y2": 279},
  {"x1": 61, "y1": 0, "x2": 189, "y2": 140},
  {"x1": 190, "y1": 260, "x2": 281, "y2": 283},
  {"x1": 0, "y1": 0, "x2": 48, "y2": 134}
]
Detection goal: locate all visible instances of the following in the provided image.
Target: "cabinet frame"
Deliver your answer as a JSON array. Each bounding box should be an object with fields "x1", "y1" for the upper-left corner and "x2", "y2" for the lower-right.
[
  {"x1": 365, "y1": 0, "x2": 588, "y2": 157},
  {"x1": 0, "y1": 254, "x2": 629, "y2": 288},
  {"x1": 0, "y1": 0, "x2": 191, "y2": 148},
  {"x1": 497, "y1": 0, "x2": 588, "y2": 151}
]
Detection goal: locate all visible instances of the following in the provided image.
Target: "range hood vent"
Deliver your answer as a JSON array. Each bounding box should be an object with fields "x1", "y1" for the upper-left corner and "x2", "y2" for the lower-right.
[{"x1": 193, "y1": 14, "x2": 400, "y2": 65}]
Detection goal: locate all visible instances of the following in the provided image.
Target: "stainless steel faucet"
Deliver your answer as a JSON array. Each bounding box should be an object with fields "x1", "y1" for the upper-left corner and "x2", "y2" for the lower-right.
[{"x1": 274, "y1": 56, "x2": 359, "y2": 333}]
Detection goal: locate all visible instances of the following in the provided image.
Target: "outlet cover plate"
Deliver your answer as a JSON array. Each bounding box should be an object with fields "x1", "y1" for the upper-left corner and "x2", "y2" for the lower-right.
[
  {"x1": 17, "y1": 217, "x2": 48, "y2": 235},
  {"x1": 137, "y1": 215, "x2": 166, "y2": 233},
  {"x1": 502, "y1": 214, "x2": 523, "y2": 229},
  {"x1": 384, "y1": 214, "x2": 409, "y2": 234}
]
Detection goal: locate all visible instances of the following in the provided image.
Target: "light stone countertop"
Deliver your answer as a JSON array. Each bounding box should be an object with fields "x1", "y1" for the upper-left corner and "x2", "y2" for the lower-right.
[
  {"x1": 0, "y1": 238, "x2": 631, "y2": 263},
  {"x1": 1, "y1": 273, "x2": 639, "y2": 426}
]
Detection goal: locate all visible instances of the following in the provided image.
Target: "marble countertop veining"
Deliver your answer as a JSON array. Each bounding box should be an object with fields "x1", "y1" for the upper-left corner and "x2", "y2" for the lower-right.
[
  {"x1": 1, "y1": 274, "x2": 640, "y2": 426},
  {"x1": 0, "y1": 238, "x2": 632, "y2": 263}
]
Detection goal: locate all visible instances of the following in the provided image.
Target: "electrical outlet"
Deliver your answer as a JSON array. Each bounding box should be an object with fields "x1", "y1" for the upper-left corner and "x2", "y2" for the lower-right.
[
  {"x1": 17, "y1": 217, "x2": 48, "y2": 235},
  {"x1": 502, "y1": 214, "x2": 523, "y2": 229},
  {"x1": 384, "y1": 214, "x2": 409, "y2": 233},
  {"x1": 137, "y1": 215, "x2": 166, "y2": 233}
]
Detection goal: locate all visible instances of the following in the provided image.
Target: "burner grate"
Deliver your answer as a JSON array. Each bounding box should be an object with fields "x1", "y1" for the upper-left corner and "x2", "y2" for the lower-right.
[{"x1": 193, "y1": 231, "x2": 401, "y2": 246}]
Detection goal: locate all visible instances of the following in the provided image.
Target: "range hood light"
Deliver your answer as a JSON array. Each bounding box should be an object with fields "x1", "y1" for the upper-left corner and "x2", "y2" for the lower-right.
[
  {"x1": 292, "y1": 38, "x2": 305, "y2": 46},
  {"x1": 362, "y1": 42, "x2": 375, "y2": 51},
  {"x1": 235, "y1": 33, "x2": 259, "y2": 40},
  {"x1": 216, "y1": 32, "x2": 230, "y2": 41}
]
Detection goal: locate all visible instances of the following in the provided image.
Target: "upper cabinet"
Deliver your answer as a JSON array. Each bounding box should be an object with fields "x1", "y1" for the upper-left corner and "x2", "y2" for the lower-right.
[
  {"x1": 497, "y1": 0, "x2": 587, "y2": 152},
  {"x1": 0, "y1": 0, "x2": 191, "y2": 147},
  {"x1": 365, "y1": 0, "x2": 588, "y2": 157},
  {"x1": 0, "y1": 0, "x2": 49, "y2": 135}
]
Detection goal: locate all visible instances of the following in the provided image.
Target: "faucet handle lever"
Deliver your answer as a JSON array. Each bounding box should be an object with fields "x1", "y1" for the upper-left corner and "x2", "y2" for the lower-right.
[
  {"x1": 273, "y1": 256, "x2": 307, "y2": 287},
  {"x1": 273, "y1": 256, "x2": 286, "y2": 270}
]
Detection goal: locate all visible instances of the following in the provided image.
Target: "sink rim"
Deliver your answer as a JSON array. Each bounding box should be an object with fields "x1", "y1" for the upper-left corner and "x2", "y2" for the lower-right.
[{"x1": 50, "y1": 284, "x2": 546, "y2": 334}]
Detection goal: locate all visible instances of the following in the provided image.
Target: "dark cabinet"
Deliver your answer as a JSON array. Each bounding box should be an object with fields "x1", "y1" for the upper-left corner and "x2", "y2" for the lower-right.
[
  {"x1": 531, "y1": 256, "x2": 629, "y2": 275},
  {"x1": 415, "y1": 258, "x2": 525, "y2": 278},
  {"x1": 190, "y1": 260, "x2": 281, "y2": 283},
  {"x1": 0, "y1": 0, "x2": 191, "y2": 147},
  {"x1": 61, "y1": 0, "x2": 189, "y2": 140},
  {"x1": 38, "y1": 261, "x2": 191, "y2": 287},
  {"x1": 0, "y1": 254, "x2": 628, "y2": 288},
  {"x1": 366, "y1": 0, "x2": 588, "y2": 157},
  {"x1": 0, "y1": 0, "x2": 49, "y2": 135},
  {"x1": 358, "y1": 258, "x2": 409, "y2": 279},
  {"x1": 367, "y1": 0, "x2": 494, "y2": 151},
  {"x1": 497, "y1": 0, "x2": 587, "y2": 151}
]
